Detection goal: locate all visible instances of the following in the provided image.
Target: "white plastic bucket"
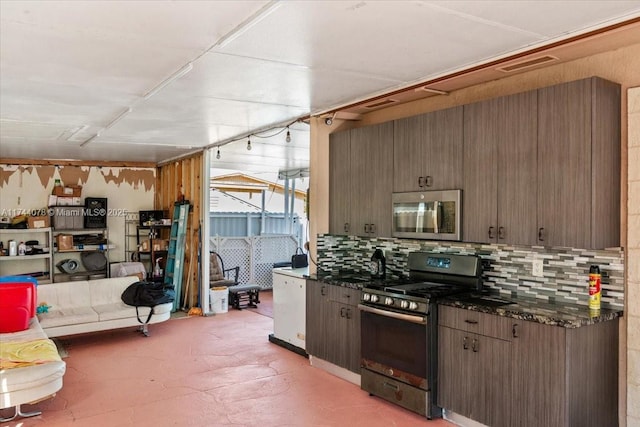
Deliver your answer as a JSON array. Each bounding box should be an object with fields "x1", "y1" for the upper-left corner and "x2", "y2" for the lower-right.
[{"x1": 210, "y1": 287, "x2": 229, "y2": 314}]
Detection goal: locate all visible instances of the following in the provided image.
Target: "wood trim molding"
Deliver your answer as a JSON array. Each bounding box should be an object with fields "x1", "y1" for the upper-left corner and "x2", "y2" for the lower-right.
[{"x1": 0, "y1": 158, "x2": 157, "y2": 168}]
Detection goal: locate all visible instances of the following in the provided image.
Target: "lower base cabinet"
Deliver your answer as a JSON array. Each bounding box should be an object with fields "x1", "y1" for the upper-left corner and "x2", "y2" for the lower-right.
[
  {"x1": 437, "y1": 307, "x2": 512, "y2": 427},
  {"x1": 305, "y1": 280, "x2": 361, "y2": 373},
  {"x1": 510, "y1": 318, "x2": 619, "y2": 427},
  {"x1": 437, "y1": 305, "x2": 619, "y2": 427}
]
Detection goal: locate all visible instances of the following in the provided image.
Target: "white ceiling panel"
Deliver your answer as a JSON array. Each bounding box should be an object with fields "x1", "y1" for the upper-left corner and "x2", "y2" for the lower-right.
[
  {"x1": 432, "y1": 1, "x2": 640, "y2": 37},
  {"x1": 1, "y1": 0, "x2": 639, "y2": 168},
  {"x1": 212, "y1": 1, "x2": 541, "y2": 80}
]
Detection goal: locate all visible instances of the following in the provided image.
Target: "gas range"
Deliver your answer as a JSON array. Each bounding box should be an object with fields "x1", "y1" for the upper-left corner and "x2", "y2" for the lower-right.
[
  {"x1": 359, "y1": 252, "x2": 484, "y2": 419},
  {"x1": 362, "y1": 281, "x2": 471, "y2": 315},
  {"x1": 361, "y1": 252, "x2": 483, "y2": 315}
]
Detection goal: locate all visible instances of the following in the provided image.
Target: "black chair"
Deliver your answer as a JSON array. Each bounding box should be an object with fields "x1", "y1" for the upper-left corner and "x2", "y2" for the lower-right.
[{"x1": 209, "y1": 252, "x2": 260, "y2": 310}]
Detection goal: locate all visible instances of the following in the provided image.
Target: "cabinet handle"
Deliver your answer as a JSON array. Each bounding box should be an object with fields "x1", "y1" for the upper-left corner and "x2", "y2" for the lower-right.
[
  {"x1": 512, "y1": 324, "x2": 519, "y2": 338},
  {"x1": 364, "y1": 224, "x2": 370, "y2": 234},
  {"x1": 321, "y1": 286, "x2": 327, "y2": 296},
  {"x1": 344, "y1": 223, "x2": 350, "y2": 233},
  {"x1": 370, "y1": 223, "x2": 376, "y2": 234},
  {"x1": 472, "y1": 338, "x2": 479, "y2": 352},
  {"x1": 340, "y1": 307, "x2": 346, "y2": 317},
  {"x1": 464, "y1": 319, "x2": 478, "y2": 325},
  {"x1": 498, "y1": 227, "x2": 505, "y2": 240},
  {"x1": 418, "y1": 176, "x2": 425, "y2": 187},
  {"x1": 538, "y1": 227, "x2": 545, "y2": 242},
  {"x1": 463, "y1": 336, "x2": 469, "y2": 350},
  {"x1": 488, "y1": 227, "x2": 495, "y2": 239},
  {"x1": 346, "y1": 308, "x2": 352, "y2": 319},
  {"x1": 425, "y1": 176, "x2": 433, "y2": 187}
]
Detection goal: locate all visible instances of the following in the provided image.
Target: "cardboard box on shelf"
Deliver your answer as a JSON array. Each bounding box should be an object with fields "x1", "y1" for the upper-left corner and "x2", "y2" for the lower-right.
[
  {"x1": 28, "y1": 215, "x2": 50, "y2": 229},
  {"x1": 153, "y1": 239, "x2": 169, "y2": 251},
  {"x1": 56, "y1": 234, "x2": 73, "y2": 251},
  {"x1": 52, "y1": 185, "x2": 82, "y2": 198}
]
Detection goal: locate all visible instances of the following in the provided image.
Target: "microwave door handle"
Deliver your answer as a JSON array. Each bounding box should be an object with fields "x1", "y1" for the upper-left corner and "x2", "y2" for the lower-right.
[{"x1": 434, "y1": 201, "x2": 440, "y2": 234}]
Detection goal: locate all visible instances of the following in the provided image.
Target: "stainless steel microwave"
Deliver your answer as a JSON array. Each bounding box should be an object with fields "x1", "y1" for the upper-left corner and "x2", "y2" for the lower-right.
[{"x1": 391, "y1": 190, "x2": 462, "y2": 240}]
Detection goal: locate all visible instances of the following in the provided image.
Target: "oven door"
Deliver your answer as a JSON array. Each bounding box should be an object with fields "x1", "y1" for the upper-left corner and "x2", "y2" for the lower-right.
[{"x1": 359, "y1": 304, "x2": 428, "y2": 389}]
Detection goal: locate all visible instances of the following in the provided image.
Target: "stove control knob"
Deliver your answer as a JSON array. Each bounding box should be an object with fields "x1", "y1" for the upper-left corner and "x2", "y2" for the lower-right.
[
  {"x1": 400, "y1": 300, "x2": 409, "y2": 309},
  {"x1": 384, "y1": 297, "x2": 394, "y2": 306},
  {"x1": 362, "y1": 293, "x2": 371, "y2": 301},
  {"x1": 409, "y1": 302, "x2": 419, "y2": 310},
  {"x1": 370, "y1": 295, "x2": 379, "y2": 303}
]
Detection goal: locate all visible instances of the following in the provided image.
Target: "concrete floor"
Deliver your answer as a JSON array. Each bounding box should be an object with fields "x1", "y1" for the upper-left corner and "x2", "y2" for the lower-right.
[{"x1": 1, "y1": 291, "x2": 453, "y2": 426}]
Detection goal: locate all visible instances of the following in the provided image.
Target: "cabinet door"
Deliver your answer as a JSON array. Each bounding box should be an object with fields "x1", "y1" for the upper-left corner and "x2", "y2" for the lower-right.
[
  {"x1": 463, "y1": 99, "x2": 498, "y2": 243},
  {"x1": 305, "y1": 280, "x2": 328, "y2": 359},
  {"x1": 350, "y1": 122, "x2": 394, "y2": 237},
  {"x1": 510, "y1": 320, "x2": 566, "y2": 427},
  {"x1": 422, "y1": 106, "x2": 463, "y2": 190},
  {"x1": 464, "y1": 93, "x2": 537, "y2": 245},
  {"x1": 477, "y1": 335, "x2": 511, "y2": 427},
  {"x1": 393, "y1": 114, "x2": 424, "y2": 192},
  {"x1": 437, "y1": 326, "x2": 475, "y2": 416},
  {"x1": 394, "y1": 107, "x2": 463, "y2": 192},
  {"x1": 329, "y1": 131, "x2": 352, "y2": 235},
  {"x1": 328, "y1": 286, "x2": 361, "y2": 372},
  {"x1": 537, "y1": 79, "x2": 591, "y2": 248},
  {"x1": 496, "y1": 91, "x2": 538, "y2": 246}
]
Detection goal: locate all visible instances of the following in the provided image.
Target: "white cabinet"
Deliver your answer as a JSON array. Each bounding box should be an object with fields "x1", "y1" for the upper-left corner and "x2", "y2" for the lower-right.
[
  {"x1": 272, "y1": 268, "x2": 307, "y2": 350},
  {"x1": 0, "y1": 227, "x2": 54, "y2": 283}
]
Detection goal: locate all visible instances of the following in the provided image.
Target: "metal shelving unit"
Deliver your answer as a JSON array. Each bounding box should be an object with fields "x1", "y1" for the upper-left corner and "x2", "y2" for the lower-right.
[{"x1": 0, "y1": 227, "x2": 54, "y2": 283}]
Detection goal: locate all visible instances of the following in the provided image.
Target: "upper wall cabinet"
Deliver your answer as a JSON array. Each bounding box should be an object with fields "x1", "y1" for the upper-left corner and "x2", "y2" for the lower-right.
[
  {"x1": 537, "y1": 77, "x2": 621, "y2": 249},
  {"x1": 463, "y1": 91, "x2": 538, "y2": 245},
  {"x1": 329, "y1": 131, "x2": 352, "y2": 236},
  {"x1": 393, "y1": 106, "x2": 463, "y2": 192},
  {"x1": 329, "y1": 122, "x2": 394, "y2": 237}
]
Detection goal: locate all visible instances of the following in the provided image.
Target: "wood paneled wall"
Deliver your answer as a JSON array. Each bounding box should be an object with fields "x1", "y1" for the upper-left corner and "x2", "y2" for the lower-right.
[{"x1": 156, "y1": 153, "x2": 203, "y2": 310}]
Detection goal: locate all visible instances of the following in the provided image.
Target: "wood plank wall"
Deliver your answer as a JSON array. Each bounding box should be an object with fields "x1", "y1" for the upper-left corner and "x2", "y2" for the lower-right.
[{"x1": 156, "y1": 153, "x2": 203, "y2": 310}]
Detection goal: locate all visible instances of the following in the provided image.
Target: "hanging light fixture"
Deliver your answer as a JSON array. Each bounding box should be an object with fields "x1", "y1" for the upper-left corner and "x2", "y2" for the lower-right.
[
  {"x1": 246, "y1": 136, "x2": 252, "y2": 151},
  {"x1": 216, "y1": 148, "x2": 221, "y2": 159},
  {"x1": 285, "y1": 127, "x2": 291, "y2": 143}
]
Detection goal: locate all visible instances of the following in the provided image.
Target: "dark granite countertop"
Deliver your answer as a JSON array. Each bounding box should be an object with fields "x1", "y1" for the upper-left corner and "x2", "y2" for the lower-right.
[
  {"x1": 310, "y1": 273, "x2": 623, "y2": 328},
  {"x1": 438, "y1": 292, "x2": 623, "y2": 328}
]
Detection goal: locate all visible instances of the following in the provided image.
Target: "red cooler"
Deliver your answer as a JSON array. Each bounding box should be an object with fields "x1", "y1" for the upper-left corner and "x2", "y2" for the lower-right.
[{"x1": 0, "y1": 282, "x2": 36, "y2": 333}]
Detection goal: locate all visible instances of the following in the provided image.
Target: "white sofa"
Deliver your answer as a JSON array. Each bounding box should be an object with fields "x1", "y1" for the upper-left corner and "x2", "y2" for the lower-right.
[
  {"x1": 0, "y1": 317, "x2": 66, "y2": 422},
  {"x1": 37, "y1": 276, "x2": 173, "y2": 337},
  {"x1": 0, "y1": 276, "x2": 173, "y2": 421}
]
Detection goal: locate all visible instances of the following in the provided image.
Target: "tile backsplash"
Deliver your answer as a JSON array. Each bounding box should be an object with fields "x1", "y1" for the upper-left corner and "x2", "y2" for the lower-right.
[{"x1": 316, "y1": 234, "x2": 624, "y2": 310}]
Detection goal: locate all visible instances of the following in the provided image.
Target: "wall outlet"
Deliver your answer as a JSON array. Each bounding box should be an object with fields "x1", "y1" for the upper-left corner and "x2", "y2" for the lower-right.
[{"x1": 532, "y1": 259, "x2": 544, "y2": 277}]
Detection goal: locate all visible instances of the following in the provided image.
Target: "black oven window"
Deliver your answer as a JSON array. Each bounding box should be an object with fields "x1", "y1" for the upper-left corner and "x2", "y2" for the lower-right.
[{"x1": 361, "y1": 311, "x2": 427, "y2": 379}]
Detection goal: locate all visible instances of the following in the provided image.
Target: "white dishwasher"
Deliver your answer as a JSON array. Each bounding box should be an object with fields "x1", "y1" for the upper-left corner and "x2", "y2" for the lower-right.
[{"x1": 271, "y1": 267, "x2": 308, "y2": 353}]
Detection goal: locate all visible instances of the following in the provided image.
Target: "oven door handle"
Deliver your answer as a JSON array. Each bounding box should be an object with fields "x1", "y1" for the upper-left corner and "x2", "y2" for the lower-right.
[{"x1": 358, "y1": 304, "x2": 427, "y2": 325}]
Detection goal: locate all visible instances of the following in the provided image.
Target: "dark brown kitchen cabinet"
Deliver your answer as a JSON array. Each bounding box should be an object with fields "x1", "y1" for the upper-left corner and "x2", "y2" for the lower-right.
[
  {"x1": 305, "y1": 280, "x2": 328, "y2": 359},
  {"x1": 328, "y1": 122, "x2": 394, "y2": 237},
  {"x1": 305, "y1": 282, "x2": 361, "y2": 373},
  {"x1": 437, "y1": 306, "x2": 512, "y2": 427},
  {"x1": 326, "y1": 285, "x2": 361, "y2": 372},
  {"x1": 537, "y1": 77, "x2": 620, "y2": 249},
  {"x1": 510, "y1": 318, "x2": 619, "y2": 427},
  {"x1": 393, "y1": 106, "x2": 463, "y2": 192},
  {"x1": 463, "y1": 91, "x2": 538, "y2": 245},
  {"x1": 329, "y1": 131, "x2": 352, "y2": 235}
]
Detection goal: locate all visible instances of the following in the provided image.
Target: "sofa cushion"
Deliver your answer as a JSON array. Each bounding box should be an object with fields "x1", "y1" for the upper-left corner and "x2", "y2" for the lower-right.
[
  {"x1": 88, "y1": 276, "x2": 139, "y2": 306},
  {"x1": 37, "y1": 281, "x2": 91, "y2": 309},
  {"x1": 37, "y1": 306, "x2": 99, "y2": 329},
  {"x1": 92, "y1": 303, "x2": 142, "y2": 321}
]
